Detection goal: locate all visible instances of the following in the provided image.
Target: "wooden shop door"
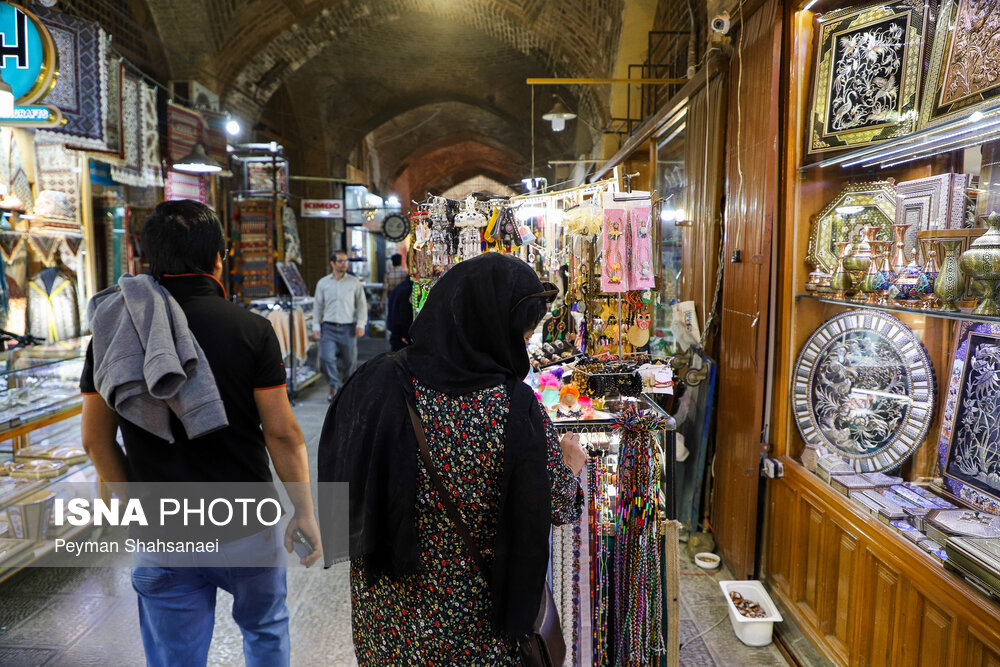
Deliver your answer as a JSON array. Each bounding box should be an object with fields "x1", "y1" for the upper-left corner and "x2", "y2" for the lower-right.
[{"x1": 710, "y1": 0, "x2": 781, "y2": 580}]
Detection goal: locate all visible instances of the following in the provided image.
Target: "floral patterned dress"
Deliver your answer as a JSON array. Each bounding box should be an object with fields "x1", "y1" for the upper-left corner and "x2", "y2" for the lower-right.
[{"x1": 351, "y1": 380, "x2": 583, "y2": 665}]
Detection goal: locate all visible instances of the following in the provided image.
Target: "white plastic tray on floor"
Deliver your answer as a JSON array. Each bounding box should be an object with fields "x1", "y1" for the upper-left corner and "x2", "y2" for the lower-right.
[{"x1": 719, "y1": 579, "x2": 783, "y2": 646}]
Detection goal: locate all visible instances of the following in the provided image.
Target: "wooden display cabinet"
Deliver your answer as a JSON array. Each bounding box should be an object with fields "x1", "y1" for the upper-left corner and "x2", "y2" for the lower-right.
[{"x1": 763, "y1": 4, "x2": 1000, "y2": 664}]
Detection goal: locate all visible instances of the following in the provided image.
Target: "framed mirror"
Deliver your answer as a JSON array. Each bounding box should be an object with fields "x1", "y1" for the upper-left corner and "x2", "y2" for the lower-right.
[{"x1": 806, "y1": 181, "x2": 898, "y2": 282}]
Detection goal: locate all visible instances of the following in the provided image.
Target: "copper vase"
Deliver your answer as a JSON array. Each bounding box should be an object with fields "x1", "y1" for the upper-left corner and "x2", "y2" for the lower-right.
[
  {"x1": 918, "y1": 239, "x2": 940, "y2": 310},
  {"x1": 890, "y1": 223, "x2": 910, "y2": 278}
]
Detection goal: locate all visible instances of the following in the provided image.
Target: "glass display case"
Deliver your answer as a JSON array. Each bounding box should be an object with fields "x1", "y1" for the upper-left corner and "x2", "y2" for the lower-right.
[
  {"x1": 0, "y1": 337, "x2": 95, "y2": 578},
  {"x1": 0, "y1": 338, "x2": 87, "y2": 439},
  {"x1": 766, "y1": 3, "x2": 1000, "y2": 663}
]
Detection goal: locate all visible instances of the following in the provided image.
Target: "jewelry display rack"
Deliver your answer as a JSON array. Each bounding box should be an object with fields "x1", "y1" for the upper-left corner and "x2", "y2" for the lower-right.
[{"x1": 550, "y1": 394, "x2": 677, "y2": 666}]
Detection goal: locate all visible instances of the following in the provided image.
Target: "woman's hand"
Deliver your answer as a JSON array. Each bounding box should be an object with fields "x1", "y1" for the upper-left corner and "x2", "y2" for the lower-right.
[{"x1": 560, "y1": 432, "x2": 587, "y2": 475}]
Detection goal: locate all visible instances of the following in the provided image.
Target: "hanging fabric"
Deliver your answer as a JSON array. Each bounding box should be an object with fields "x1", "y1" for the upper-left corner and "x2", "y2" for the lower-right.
[
  {"x1": 27, "y1": 269, "x2": 79, "y2": 343},
  {"x1": 27, "y1": 235, "x2": 62, "y2": 266},
  {"x1": 282, "y1": 205, "x2": 303, "y2": 265}
]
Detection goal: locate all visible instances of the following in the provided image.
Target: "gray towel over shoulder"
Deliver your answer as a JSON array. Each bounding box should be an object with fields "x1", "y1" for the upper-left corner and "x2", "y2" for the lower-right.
[{"x1": 87, "y1": 273, "x2": 229, "y2": 442}]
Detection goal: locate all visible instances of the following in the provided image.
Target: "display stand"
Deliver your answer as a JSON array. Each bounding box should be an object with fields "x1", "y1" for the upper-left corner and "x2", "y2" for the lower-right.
[
  {"x1": 550, "y1": 394, "x2": 678, "y2": 666},
  {"x1": 229, "y1": 144, "x2": 290, "y2": 302}
]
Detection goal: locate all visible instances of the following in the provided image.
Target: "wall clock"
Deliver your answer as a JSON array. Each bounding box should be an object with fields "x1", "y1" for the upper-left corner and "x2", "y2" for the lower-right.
[
  {"x1": 792, "y1": 310, "x2": 935, "y2": 473},
  {"x1": 381, "y1": 214, "x2": 410, "y2": 242}
]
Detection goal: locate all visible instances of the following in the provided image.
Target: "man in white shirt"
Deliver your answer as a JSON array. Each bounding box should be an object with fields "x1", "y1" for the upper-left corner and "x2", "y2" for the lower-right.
[{"x1": 312, "y1": 250, "x2": 367, "y2": 401}]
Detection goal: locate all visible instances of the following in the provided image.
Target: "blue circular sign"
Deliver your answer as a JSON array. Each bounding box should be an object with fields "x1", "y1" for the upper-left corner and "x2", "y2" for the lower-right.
[{"x1": 0, "y1": 3, "x2": 56, "y2": 104}]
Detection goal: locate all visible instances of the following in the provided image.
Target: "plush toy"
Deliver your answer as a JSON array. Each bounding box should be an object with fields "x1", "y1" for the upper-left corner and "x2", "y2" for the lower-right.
[{"x1": 537, "y1": 372, "x2": 561, "y2": 415}]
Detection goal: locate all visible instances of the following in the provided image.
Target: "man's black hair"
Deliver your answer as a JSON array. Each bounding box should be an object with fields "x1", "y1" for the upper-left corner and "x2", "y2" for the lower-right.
[
  {"x1": 142, "y1": 200, "x2": 225, "y2": 279},
  {"x1": 330, "y1": 250, "x2": 347, "y2": 262},
  {"x1": 391, "y1": 253, "x2": 402, "y2": 267}
]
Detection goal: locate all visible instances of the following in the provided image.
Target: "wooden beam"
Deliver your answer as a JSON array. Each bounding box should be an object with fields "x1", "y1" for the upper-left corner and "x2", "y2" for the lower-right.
[{"x1": 526, "y1": 78, "x2": 688, "y2": 85}]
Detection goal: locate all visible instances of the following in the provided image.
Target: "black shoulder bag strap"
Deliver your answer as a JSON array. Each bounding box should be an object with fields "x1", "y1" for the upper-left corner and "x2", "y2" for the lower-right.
[
  {"x1": 403, "y1": 387, "x2": 564, "y2": 667},
  {"x1": 404, "y1": 399, "x2": 492, "y2": 581}
]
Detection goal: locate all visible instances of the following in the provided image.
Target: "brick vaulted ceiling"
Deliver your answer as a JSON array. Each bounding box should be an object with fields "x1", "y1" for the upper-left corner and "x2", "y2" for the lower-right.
[{"x1": 140, "y1": 0, "x2": 627, "y2": 193}]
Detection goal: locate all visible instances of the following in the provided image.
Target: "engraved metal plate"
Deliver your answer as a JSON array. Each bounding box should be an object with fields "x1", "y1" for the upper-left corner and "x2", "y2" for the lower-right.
[
  {"x1": 921, "y1": 0, "x2": 1000, "y2": 127},
  {"x1": 792, "y1": 310, "x2": 935, "y2": 473}
]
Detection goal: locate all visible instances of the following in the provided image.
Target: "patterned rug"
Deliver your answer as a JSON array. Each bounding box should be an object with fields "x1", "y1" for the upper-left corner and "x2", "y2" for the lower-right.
[
  {"x1": 34, "y1": 7, "x2": 109, "y2": 151},
  {"x1": 165, "y1": 171, "x2": 208, "y2": 204},
  {"x1": 110, "y1": 73, "x2": 161, "y2": 187},
  {"x1": 167, "y1": 102, "x2": 204, "y2": 162},
  {"x1": 35, "y1": 142, "x2": 81, "y2": 214},
  {"x1": 202, "y1": 109, "x2": 229, "y2": 167}
]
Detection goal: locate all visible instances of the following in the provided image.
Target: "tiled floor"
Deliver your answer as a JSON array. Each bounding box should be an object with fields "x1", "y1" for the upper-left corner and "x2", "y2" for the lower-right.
[{"x1": 0, "y1": 337, "x2": 805, "y2": 665}]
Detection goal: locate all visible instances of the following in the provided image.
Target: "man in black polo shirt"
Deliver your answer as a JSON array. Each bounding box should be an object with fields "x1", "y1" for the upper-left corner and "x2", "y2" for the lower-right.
[{"x1": 80, "y1": 200, "x2": 320, "y2": 667}]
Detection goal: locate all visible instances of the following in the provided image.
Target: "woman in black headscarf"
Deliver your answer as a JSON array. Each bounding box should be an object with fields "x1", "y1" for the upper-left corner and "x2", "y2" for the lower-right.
[{"x1": 317, "y1": 253, "x2": 586, "y2": 665}]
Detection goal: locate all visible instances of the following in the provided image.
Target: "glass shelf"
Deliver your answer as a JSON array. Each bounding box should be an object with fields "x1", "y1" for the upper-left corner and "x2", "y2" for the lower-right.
[
  {"x1": 796, "y1": 293, "x2": 1000, "y2": 324},
  {"x1": 0, "y1": 337, "x2": 89, "y2": 378},
  {"x1": 800, "y1": 102, "x2": 1000, "y2": 171}
]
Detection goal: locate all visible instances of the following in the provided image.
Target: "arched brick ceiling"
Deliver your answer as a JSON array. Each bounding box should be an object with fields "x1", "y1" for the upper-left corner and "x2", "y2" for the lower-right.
[
  {"x1": 145, "y1": 0, "x2": 621, "y2": 120},
  {"x1": 143, "y1": 0, "x2": 624, "y2": 187},
  {"x1": 389, "y1": 139, "x2": 523, "y2": 207},
  {"x1": 442, "y1": 175, "x2": 516, "y2": 200},
  {"x1": 280, "y1": 8, "x2": 587, "y2": 185},
  {"x1": 363, "y1": 102, "x2": 530, "y2": 193}
]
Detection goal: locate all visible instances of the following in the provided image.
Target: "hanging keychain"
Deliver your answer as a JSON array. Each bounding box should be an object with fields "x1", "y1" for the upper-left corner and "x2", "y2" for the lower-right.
[
  {"x1": 601, "y1": 192, "x2": 627, "y2": 293},
  {"x1": 630, "y1": 201, "x2": 655, "y2": 290}
]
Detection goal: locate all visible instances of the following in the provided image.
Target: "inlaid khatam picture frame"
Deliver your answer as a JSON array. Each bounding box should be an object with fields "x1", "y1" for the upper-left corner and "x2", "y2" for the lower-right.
[
  {"x1": 808, "y1": 2, "x2": 928, "y2": 154},
  {"x1": 793, "y1": 311, "x2": 935, "y2": 473},
  {"x1": 921, "y1": 0, "x2": 1000, "y2": 127},
  {"x1": 895, "y1": 173, "x2": 977, "y2": 254},
  {"x1": 939, "y1": 322, "x2": 1000, "y2": 514}
]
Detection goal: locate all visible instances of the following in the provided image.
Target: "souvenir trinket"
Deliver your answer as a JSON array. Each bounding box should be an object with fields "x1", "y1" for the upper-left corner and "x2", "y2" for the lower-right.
[
  {"x1": 960, "y1": 212, "x2": 1000, "y2": 315},
  {"x1": 945, "y1": 536, "x2": 1000, "y2": 600}
]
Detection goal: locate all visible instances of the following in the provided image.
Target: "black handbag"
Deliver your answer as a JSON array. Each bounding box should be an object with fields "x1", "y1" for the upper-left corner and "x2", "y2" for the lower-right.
[{"x1": 404, "y1": 400, "x2": 565, "y2": 667}]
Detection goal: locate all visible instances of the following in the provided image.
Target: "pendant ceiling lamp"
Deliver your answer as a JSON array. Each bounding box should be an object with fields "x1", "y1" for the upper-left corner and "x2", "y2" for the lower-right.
[
  {"x1": 172, "y1": 142, "x2": 222, "y2": 173},
  {"x1": 542, "y1": 98, "x2": 576, "y2": 132}
]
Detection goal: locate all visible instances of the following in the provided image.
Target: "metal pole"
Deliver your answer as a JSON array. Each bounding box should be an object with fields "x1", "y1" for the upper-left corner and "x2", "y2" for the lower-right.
[{"x1": 617, "y1": 293, "x2": 623, "y2": 356}]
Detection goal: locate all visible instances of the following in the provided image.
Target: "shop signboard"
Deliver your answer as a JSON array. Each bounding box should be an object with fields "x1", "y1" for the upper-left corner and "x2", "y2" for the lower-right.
[
  {"x1": 0, "y1": 2, "x2": 61, "y2": 126},
  {"x1": 301, "y1": 199, "x2": 344, "y2": 219}
]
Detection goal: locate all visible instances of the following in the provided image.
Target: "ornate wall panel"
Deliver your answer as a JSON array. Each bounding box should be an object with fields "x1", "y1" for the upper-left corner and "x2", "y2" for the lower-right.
[
  {"x1": 808, "y1": 2, "x2": 928, "y2": 153},
  {"x1": 821, "y1": 521, "x2": 857, "y2": 665}
]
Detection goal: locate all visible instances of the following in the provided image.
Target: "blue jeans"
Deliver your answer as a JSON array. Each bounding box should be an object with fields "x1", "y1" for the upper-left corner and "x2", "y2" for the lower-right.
[
  {"x1": 131, "y1": 527, "x2": 289, "y2": 667},
  {"x1": 320, "y1": 322, "x2": 357, "y2": 391}
]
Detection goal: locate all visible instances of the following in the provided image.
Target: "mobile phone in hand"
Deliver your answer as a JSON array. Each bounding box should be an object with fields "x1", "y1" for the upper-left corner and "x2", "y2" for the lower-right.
[{"x1": 291, "y1": 528, "x2": 315, "y2": 559}]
